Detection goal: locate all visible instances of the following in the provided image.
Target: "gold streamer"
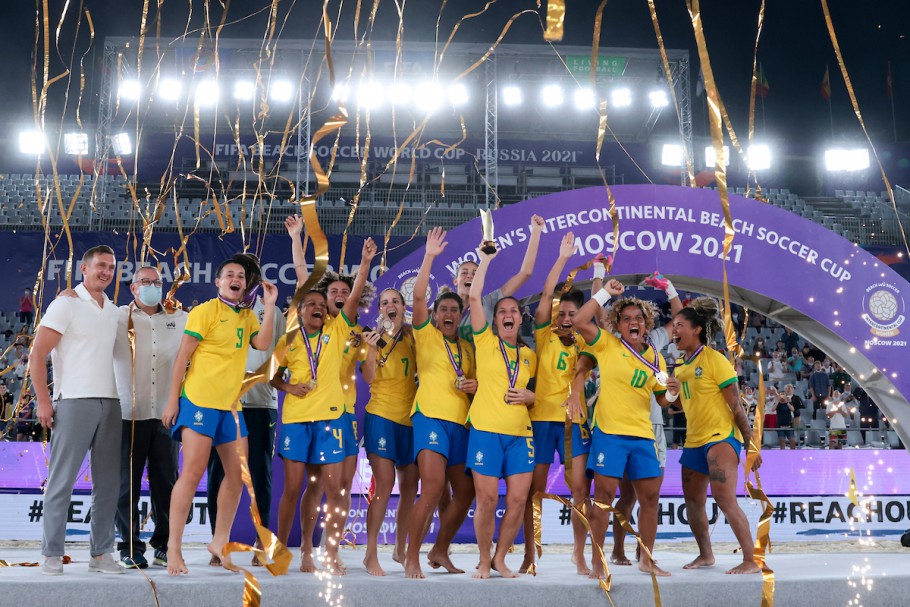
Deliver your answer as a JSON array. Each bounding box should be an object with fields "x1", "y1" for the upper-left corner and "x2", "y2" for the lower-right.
[
  {"x1": 744, "y1": 361, "x2": 775, "y2": 606},
  {"x1": 542, "y1": 0, "x2": 566, "y2": 42},
  {"x1": 746, "y1": 1, "x2": 767, "y2": 197},
  {"x1": 848, "y1": 468, "x2": 859, "y2": 507},
  {"x1": 819, "y1": 0, "x2": 910, "y2": 256},
  {"x1": 531, "y1": 492, "x2": 662, "y2": 606}
]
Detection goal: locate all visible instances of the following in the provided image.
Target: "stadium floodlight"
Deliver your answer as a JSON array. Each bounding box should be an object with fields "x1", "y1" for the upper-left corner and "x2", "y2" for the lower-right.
[
  {"x1": 388, "y1": 82, "x2": 412, "y2": 106},
  {"x1": 357, "y1": 82, "x2": 385, "y2": 109},
  {"x1": 448, "y1": 83, "x2": 469, "y2": 107},
  {"x1": 158, "y1": 78, "x2": 182, "y2": 101},
  {"x1": 661, "y1": 143, "x2": 683, "y2": 167},
  {"x1": 573, "y1": 88, "x2": 596, "y2": 110},
  {"x1": 502, "y1": 85, "x2": 522, "y2": 106},
  {"x1": 270, "y1": 80, "x2": 294, "y2": 102},
  {"x1": 611, "y1": 88, "x2": 632, "y2": 108},
  {"x1": 825, "y1": 148, "x2": 870, "y2": 172},
  {"x1": 64, "y1": 132, "x2": 89, "y2": 156},
  {"x1": 233, "y1": 80, "x2": 255, "y2": 101},
  {"x1": 541, "y1": 84, "x2": 564, "y2": 108},
  {"x1": 704, "y1": 145, "x2": 730, "y2": 168},
  {"x1": 18, "y1": 130, "x2": 46, "y2": 155},
  {"x1": 194, "y1": 80, "x2": 219, "y2": 106},
  {"x1": 110, "y1": 132, "x2": 133, "y2": 156},
  {"x1": 414, "y1": 82, "x2": 444, "y2": 113},
  {"x1": 649, "y1": 89, "x2": 669, "y2": 108},
  {"x1": 747, "y1": 144, "x2": 772, "y2": 171},
  {"x1": 119, "y1": 78, "x2": 141, "y2": 101},
  {"x1": 331, "y1": 83, "x2": 351, "y2": 102}
]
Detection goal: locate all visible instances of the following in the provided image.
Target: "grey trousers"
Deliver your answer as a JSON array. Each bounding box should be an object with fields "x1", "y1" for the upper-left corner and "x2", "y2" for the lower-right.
[{"x1": 42, "y1": 398, "x2": 122, "y2": 557}]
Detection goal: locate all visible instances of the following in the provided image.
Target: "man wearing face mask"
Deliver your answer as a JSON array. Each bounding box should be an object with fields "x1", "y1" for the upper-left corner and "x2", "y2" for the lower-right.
[{"x1": 112, "y1": 266, "x2": 188, "y2": 569}]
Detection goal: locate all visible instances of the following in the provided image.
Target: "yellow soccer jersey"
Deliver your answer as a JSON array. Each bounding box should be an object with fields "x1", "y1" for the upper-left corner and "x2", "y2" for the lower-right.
[
  {"x1": 466, "y1": 324, "x2": 537, "y2": 437},
  {"x1": 531, "y1": 323, "x2": 595, "y2": 423},
  {"x1": 411, "y1": 319, "x2": 476, "y2": 425},
  {"x1": 586, "y1": 328, "x2": 667, "y2": 439},
  {"x1": 280, "y1": 310, "x2": 355, "y2": 423},
  {"x1": 182, "y1": 299, "x2": 261, "y2": 411},
  {"x1": 674, "y1": 346, "x2": 742, "y2": 448},
  {"x1": 365, "y1": 328, "x2": 417, "y2": 426},
  {"x1": 338, "y1": 322, "x2": 367, "y2": 412}
]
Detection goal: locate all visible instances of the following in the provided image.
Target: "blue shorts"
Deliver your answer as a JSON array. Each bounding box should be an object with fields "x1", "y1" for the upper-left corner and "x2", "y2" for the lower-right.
[
  {"x1": 343, "y1": 412, "x2": 360, "y2": 457},
  {"x1": 680, "y1": 434, "x2": 743, "y2": 476},
  {"x1": 171, "y1": 397, "x2": 248, "y2": 446},
  {"x1": 531, "y1": 421, "x2": 592, "y2": 465},
  {"x1": 412, "y1": 411, "x2": 469, "y2": 468},
  {"x1": 278, "y1": 417, "x2": 348, "y2": 465},
  {"x1": 465, "y1": 428, "x2": 535, "y2": 479},
  {"x1": 364, "y1": 412, "x2": 415, "y2": 467},
  {"x1": 586, "y1": 427, "x2": 662, "y2": 480}
]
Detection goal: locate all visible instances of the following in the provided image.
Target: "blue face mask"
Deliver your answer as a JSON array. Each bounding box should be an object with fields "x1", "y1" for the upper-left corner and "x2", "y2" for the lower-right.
[{"x1": 138, "y1": 284, "x2": 162, "y2": 307}]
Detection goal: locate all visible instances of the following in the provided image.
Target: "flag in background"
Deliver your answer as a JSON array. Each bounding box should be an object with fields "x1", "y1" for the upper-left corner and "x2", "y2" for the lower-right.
[
  {"x1": 821, "y1": 66, "x2": 831, "y2": 101},
  {"x1": 757, "y1": 63, "x2": 770, "y2": 98},
  {"x1": 886, "y1": 61, "x2": 894, "y2": 98}
]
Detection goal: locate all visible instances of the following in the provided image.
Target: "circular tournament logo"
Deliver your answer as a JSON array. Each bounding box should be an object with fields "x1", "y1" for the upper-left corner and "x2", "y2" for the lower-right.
[
  {"x1": 862, "y1": 283, "x2": 906, "y2": 338},
  {"x1": 398, "y1": 274, "x2": 433, "y2": 307}
]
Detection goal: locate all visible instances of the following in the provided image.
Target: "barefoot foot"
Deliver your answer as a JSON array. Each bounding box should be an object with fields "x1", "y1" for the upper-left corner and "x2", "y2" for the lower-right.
[
  {"x1": 518, "y1": 555, "x2": 535, "y2": 574},
  {"x1": 571, "y1": 554, "x2": 591, "y2": 576},
  {"x1": 492, "y1": 559, "x2": 519, "y2": 579},
  {"x1": 726, "y1": 561, "x2": 762, "y2": 575},
  {"x1": 363, "y1": 551, "x2": 385, "y2": 576},
  {"x1": 167, "y1": 548, "x2": 188, "y2": 576},
  {"x1": 683, "y1": 554, "x2": 716, "y2": 570},
  {"x1": 426, "y1": 547, "x2": 465, "y2": 574},
  {"x1": 610, "y1": 552, "x2": 632, "y2": 566},
  {"x1": 588, "y1": 564, "x2": 607, "y2": 580},
  {"x1": 404, "y1": 556, "x2": 425, "y2": 579},
  {"x1": 208, "y1": 555, "x2": 222, "y2": 567},
  {"x1": 208, "y1": 543, "x2": 236, "y2": 572},
  {"x1": 473, "y1": 562, "x2": 491, "y2": 579},
  {"x1": 299, "y1": 551, "x2": 319, "y2": 573},
  {"x1": 640, "y1": 561, "x2": 672, "y2": 577}
]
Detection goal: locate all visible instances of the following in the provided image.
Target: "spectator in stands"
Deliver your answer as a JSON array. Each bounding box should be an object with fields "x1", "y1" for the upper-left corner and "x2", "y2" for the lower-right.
[
  {"x1": 748, "y1": 311, "x2": 765, "y2": 329},
  {"x1": 0, "y1": 381, "x2": 14, "y2": 421},
  {"x1": 16, "y1": 397, "x2": 39, "y2": 442},
  {"x1": 742, "y1": 386, "x2": 757, "y2": 426},
  {"x1": 784, "y1": 384, "x2": 805, "y2": 443},
  {"x1": 806, "y1": 343, "x2": 825, "y2": 363},
  {"x1": 768, "y1": 352, "x2": 786, "y2": 383},
  {"x1": 18, "y1": 288, "x2": 35, "y2": 325},
  {"x1": 854, "y1": 387, "x2": 880, "y2": 441},
  {"x1": 668, "y1": 401, "x2": 686, "y2": 449},
  {"x1": 14, "y1": 325, "x2": 32, "y2": 347},
  {"x1": 281, "y1": 294, "x2": 293, "y2": 314},
  {"x1": 826, "y1": 390, "x2": 849, "y2": 449},
  {"x1": 821, "y1": 358, "x2": 834, "y2": 374},
  {"x1": 829, "y1": 363, "x2": 850, "y2": 393},
  {"x1": 752, "y1": 337, "x2": 768, "y2": 360},
  {"x1": 808, "y1": 361, "x2": 831, "y2": 414},
  {"x1": 775, "y1": 390, "x2": 796, "y2": 449},
  {"x1": 14, "y1": 353, "x2": 28, "y2": 382},
  {"x1": 730, "y1": 303, "x2": 744, "y2": 335},
  {"x1": 519, "y1": 305, "x2": 534, "y2": 339},
  {"x1": 781, "y1": 328, "x2": 798, "y2": 352},
  {"x1": 800, "y1": 355, "x2": 815, "y2": 381},
  {"x1": 787, "y1": 346, "x2": 803, "y2": 375},
  {"x1": 188, "y1": 299, "x2": 198, "y2": 311},
  {"x1": 774, "y1": 340, "x2": 786, "y2": 354},
  {"x1": 3, "y1": 328, "x2": 13, "y2": 341}
]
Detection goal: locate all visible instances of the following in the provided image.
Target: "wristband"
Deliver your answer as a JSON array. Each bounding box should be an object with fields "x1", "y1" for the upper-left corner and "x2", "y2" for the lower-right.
[
  {"x1": 592, "y1": 264, "x2": 606, "y2": 280},
  {"x1": 664, "y1": 279, "x2": 679, "y2": 300},
  {"x1": 592, "y1": 289, "x2": 612, "y2": 308},
  {"x1": 665, "y1": 390, "x2": 679, "y2": 402}
]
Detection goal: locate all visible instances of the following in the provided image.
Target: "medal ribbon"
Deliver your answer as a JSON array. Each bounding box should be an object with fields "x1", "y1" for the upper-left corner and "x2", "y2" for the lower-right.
[
  {"x1": 498, "y1": 338, "x2": 521, "y2": 392},
  {"x1": 443, "y1": 335, "x2": 464, "y2": 379},
  {"x1": 217, "y1": 295, "x2": 242, "y2": 310},
  {"x1": 683, "y1": 344, "x2": 705, "y2": 366},
  {"x1": 619, "y1": 337, "x2": 662, "y2": 379},
  {"x1": 377, "y1": 327, "x2": 405, "y2": 367},
  {"x1": 300, "y1": 327, "x2": 324, "y2": 383}
]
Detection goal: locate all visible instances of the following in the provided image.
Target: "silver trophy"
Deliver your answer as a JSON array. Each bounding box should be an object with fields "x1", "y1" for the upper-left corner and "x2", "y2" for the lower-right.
[{"x1": 479, "y1": 208, "x2": 496, "y2": 254}]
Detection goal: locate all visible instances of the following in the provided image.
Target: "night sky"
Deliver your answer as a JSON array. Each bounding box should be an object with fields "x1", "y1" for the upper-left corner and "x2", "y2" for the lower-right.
[{"x1": 1, "y1": 0, "x2": 908, "y2": 146}]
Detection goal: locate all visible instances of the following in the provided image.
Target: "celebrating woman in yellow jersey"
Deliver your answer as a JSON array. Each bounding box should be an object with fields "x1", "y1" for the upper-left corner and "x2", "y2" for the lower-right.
[
  {"x1": 572, "y1": 279, "x2": 676, "y2": 580},
  {"x1": 669, "y1": 298, "x2": 761, "y2": 574},
  {"x1": 466, "y1": 245, "x2": 537, "y2": 579},
  {"x1": 270, "y1": 238, "x2": 376, "y2": 575},
  {"x1": 286, "y1": 215, "x2": 373, "y2": 572},
  {"x1": 360, "y1": 288, "x2": 418, "y2": 576},
  {"x1": 404, "y1": 228, "x2": 478, "y2": 579},
  {"x1": 519, "y1": 232, "x2": 595, "y2": 575},
  {"x1": 161, "y1": 256, "x2": 279, "y2": 576}
]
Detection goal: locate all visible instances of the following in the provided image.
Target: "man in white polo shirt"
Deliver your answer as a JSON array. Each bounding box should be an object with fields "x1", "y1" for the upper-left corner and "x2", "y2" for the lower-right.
[
  {"x1": 113, "y1": 265, "x2": 188, "y2": 569},
  {"x1": 30, "y1": 245, "x2": 124, "y2": 575}
]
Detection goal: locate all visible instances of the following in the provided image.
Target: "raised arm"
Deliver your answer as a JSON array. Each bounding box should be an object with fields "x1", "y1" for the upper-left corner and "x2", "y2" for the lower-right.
[
  {"x1": 500, "y1": 214, "x2": 545, "y2": 297},
  {"x1": 285, "y1": 214, "x2": 309, "y2": 289},
  {"x1": 413, "y1": 227, "x2": 447, "y2": 328},
  {"x1": 565, "y1": 353, "x2": 595, "y2": 423},
  {"x1": 573, "y1": 278, "x2": 624, "y2": 344},
  {"x1": 469, "y1": 246, "x2": 497, "y2": 332},
  {"x1": 251, "y1": 281, "x2": 278, "y2": 350},
  {"x1": 343, "y1": 237, "x2": 378, "y2": 324},
  {"x1": 535, "y1": 231, "x2": 575, "y2": 326}
]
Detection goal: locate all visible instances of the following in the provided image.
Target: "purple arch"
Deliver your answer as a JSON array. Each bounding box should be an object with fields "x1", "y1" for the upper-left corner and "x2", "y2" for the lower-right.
[{"x1": 375, "y1": 185, "x2": 910, "y2": 446}]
